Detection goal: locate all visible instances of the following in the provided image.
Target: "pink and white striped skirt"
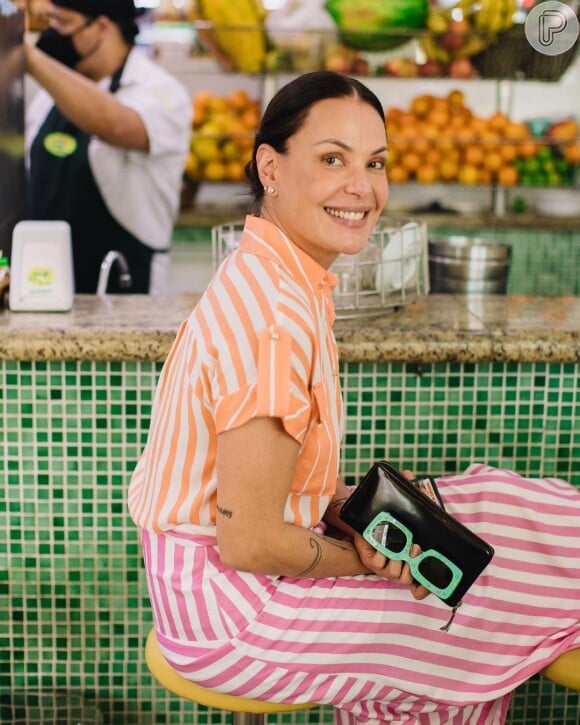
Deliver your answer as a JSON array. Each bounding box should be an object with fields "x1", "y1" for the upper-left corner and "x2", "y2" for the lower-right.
[{"x1": 140, "y1": 464, "x2": 580, "y2": 724}]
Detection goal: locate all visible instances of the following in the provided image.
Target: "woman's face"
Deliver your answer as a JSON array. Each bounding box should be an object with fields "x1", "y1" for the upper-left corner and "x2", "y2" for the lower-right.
[{"x1": 258, "y1": 96, "x2": 389, "y2": 269}]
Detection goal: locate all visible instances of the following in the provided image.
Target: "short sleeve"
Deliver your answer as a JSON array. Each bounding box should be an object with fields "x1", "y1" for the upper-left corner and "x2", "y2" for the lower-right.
[
  {"x1": 119, "y1": 83, "x2": 191, "y2": 159},
  {"x1": 213, "y1": 322, "x2": 314, "y2": 445}
]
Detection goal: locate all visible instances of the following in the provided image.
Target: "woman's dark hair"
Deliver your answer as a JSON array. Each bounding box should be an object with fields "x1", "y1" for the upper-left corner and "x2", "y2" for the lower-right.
[{"x1": 245, "y1": 71, "x2": 385, "y2": 211}]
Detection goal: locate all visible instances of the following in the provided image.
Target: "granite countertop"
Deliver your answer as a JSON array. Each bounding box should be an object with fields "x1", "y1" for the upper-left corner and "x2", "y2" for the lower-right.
[{"x1": 1, "y1": 294, "x2": 579, "y2": 363}]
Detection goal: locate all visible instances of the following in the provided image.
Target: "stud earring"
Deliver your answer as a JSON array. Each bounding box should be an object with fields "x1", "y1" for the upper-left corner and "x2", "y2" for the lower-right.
[{"x1": 264, "y1": 185, "x2": 275, "y2": 194}]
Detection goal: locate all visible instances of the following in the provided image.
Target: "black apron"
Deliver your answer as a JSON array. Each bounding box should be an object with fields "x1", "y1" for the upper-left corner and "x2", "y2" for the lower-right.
[{"x1": 27, "y1": 64, "x2": 154, "y2": 293}]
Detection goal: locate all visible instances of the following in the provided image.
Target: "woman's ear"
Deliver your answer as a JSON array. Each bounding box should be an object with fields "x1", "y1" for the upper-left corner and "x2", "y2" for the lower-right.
[{"x1": 255, "y1": 143, "x2": 277, "y2": 190}]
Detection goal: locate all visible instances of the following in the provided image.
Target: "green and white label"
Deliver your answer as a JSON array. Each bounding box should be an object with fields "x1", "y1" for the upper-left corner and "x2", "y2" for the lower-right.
[{"x1": 43, "y1": 132, "x2": 78, "y2": 158}]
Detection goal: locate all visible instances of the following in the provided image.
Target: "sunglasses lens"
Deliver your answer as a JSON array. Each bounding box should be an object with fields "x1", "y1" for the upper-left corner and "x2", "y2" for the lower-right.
[
  {"x1": 417, "y1": 555, "x2": 453, "y2": 589},
  {"x1": 367, "y1": 521, "x2": 407, "y2": 554}
]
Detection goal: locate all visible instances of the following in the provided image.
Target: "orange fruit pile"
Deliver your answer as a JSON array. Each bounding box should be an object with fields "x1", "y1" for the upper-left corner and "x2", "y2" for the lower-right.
[
  {"x1": 385, "y1": 90, "x2": 539, "y2": 186},
  {"x1": 185, "y1": 89, "x2": 260, "y2": 182}
]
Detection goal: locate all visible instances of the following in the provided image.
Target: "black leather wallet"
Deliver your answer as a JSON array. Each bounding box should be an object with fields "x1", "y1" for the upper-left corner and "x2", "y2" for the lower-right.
[{"x1": 339, "y1": 461, "x2": 494, "y2": 607}]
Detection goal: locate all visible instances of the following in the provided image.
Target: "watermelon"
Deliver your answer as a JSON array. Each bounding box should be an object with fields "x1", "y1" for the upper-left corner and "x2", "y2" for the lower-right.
[{"x1": 324, "y1": 0, "x2": 428, "y2": 52}]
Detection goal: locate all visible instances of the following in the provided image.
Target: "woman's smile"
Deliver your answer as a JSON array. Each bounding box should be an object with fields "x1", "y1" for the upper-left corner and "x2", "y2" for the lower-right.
[{"x1": 324, "y1": 207, "x2": 369, "y2": 223}]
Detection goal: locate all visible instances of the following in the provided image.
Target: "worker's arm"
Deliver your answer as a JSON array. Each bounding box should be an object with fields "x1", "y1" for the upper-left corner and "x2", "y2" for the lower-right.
[{"x1": 24, "y1": 43, "x2": 149, "y2": 151}]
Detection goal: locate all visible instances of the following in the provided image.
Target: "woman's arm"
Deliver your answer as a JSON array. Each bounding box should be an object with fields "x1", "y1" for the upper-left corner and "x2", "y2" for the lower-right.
[
  {"x1": 216, "y1": 416, "x2": 368, "y2": 578},
  {"x1": 216, "y1": 415, "x2": 430, "y2": 600}
]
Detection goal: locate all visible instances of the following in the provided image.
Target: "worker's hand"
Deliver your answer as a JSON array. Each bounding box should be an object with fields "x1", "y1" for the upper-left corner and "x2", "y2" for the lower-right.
[{"x1": 353, "y1": 532, "x2": 430, "y2": 601}]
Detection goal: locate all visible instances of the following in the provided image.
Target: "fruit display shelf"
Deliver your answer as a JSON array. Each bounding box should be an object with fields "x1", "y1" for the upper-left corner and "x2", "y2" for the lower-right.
[
  {"x1": 186, "y1": 23, "x2": 578, "y2": 82},
  {"x1": 182, "y1": 0, "x2": 578, "y2": 83},
  {"x1": 181, "y1": 86, "x2": 579, "y2": 193},
  {"x1": 383, "y1": 89, "x2": 579, "y2": 189},
  {"x1": 147, "y1": 0, "x2": 579, "y2": 82}
]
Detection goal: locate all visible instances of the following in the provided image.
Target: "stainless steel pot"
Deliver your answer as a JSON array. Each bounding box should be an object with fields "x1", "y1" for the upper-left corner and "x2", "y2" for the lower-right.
[{"x1": 428, "y1": 236, "x2": 512, "y2": 294}]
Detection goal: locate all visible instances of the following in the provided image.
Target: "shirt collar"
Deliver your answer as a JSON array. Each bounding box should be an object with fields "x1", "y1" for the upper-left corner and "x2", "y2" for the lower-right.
[{"x1": 239, "y1": 215, "x2": 338, "y2": 294}]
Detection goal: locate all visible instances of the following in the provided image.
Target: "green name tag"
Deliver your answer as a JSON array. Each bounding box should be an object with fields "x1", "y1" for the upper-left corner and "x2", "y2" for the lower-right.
[{"x1": 43, "y1": 132, "x2": 78, "y2": 158}]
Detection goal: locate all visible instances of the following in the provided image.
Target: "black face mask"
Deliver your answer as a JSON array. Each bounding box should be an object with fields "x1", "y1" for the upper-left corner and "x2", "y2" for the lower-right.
[{"x1": 36, "y1": 27, "x2": 82, "y2": 69}]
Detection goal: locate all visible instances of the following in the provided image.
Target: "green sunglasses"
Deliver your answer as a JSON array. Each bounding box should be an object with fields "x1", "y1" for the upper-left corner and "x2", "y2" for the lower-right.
[{"x1": 363, "y1": 511, "x2": 463, "y2": 599}]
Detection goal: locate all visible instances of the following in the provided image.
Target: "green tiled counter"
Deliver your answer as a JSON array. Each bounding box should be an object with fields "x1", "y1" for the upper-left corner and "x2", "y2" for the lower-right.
[{"x1": 1, "y1": 295, "x2": 579, "y2": 724}]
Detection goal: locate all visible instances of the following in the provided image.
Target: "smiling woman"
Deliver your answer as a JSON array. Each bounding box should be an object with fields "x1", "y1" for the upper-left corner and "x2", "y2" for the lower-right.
[{"x1": 128, "y1": 71, "x2": 580, "y2": 725}]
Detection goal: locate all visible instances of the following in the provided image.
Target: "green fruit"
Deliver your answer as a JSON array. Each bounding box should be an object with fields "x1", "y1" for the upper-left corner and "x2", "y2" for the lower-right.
[
  {"x1": 523, "y1": 158, "x2": 541, "y2": 174},
  {"x1": 536, "y1": 146, "x2": 552, "y2": 162},
  {"x1": 325, "y1": 0, "x2": 429, "y2": 51},
  {"x1": 546, "y1": 172, "x2": 562, "y2": 186},
  {"x1": 541, "y1": 159, "x2": 556, "y2": 174}
]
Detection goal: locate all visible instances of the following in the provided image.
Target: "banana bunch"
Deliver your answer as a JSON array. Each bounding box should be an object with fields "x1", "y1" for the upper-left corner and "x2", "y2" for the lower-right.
[
  {"x1": 474, "y1": 0, "x2": 518, "y2": 33},
  {"x1": 420, "y1": 34, "x2": 452, "y2": 63},
  {"x1": 454, "y1": 33, "x2": 492, "y2": 58},
  {"x1": 195, "y1": 0, "x2": 268, "y2": 74}
]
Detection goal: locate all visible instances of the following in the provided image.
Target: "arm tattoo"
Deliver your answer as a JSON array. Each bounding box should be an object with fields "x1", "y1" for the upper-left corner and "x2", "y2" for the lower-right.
[
  {"x1": 295, "y1": 533, "x2": 351, "y2": 577},
  {"x1": 216, "y1": 505, "x2": 233, "y2": 519}
]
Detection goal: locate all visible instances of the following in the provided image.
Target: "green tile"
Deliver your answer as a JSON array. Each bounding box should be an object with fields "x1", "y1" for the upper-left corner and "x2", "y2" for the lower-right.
[{"x1": 1, "y1": 358, "x2": 579, "y2": 723}]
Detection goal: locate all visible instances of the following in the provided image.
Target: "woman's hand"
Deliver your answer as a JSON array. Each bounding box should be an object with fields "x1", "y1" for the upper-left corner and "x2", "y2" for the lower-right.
[
  {"x1": 353, "y1": 467, "x2": 430, "y2": 600},
  {"x1": 353, "y1": 533, "x2": 430, "y2": 601}
]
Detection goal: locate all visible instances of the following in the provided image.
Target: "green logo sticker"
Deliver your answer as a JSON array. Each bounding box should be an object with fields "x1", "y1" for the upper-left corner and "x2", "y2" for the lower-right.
[
  {"x1": 43, "y1": 132, "x2": 77, "y2": 158},
  {"x1": 28, "y1": 268, "x2": 54, "y2": 286}
]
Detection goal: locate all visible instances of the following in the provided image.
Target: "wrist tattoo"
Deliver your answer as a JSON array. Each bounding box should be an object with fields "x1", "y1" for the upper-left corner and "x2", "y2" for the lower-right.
[
  {"x1": 216, "y1": 505, "x2": 232, "y2": 519},
  {"x1": 296, "y1": 537, "x2": 322, "y2": 577}
]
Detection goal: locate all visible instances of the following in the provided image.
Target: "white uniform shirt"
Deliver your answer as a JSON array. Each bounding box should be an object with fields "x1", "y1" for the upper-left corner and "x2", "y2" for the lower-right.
[{"x1": 26, "y1": 47, "x2": 192, "y2": 293}]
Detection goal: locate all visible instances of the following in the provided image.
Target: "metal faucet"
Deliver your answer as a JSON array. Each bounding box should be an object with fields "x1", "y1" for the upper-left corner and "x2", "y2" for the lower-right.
[{"x1": 97, "y1": 250, "x2": 132, "y2": 295}]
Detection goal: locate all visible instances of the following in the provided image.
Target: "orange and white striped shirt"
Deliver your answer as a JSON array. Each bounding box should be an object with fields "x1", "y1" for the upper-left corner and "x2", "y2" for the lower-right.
[{"x1": 128, "y1": 215, "x2": 343, "y2": 535}]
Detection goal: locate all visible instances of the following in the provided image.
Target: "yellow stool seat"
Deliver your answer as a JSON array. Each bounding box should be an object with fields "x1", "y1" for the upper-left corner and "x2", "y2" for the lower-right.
[
  {"x1": 540, "y1": 648, "x2": 580, "y2": 690},
  {"x1": 145, "y1": 629, "x2": 316, "y2": 724}
]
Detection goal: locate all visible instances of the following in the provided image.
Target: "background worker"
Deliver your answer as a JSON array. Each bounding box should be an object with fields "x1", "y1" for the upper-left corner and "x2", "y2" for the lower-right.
[{"x1": 24, "y1": 0, "x2": 191, "y2": 294}]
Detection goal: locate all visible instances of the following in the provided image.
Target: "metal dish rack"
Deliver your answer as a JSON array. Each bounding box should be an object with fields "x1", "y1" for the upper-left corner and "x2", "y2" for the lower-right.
[{"x1": 212, "y1": 217, "x2": 429, "y2": 319}]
